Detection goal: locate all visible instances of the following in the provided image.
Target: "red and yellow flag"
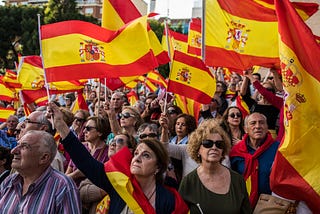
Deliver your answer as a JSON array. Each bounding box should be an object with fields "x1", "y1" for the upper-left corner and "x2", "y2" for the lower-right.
[
  {"x1": 187, "y1": 18, "x2": 202, "y2": 56},
  {"x1": 174, "y1": 94, "x2": 201, "y2": 123},
  {"x1": 0, "y1": 107, "x2": 16, "y2": 123},
  {"x1": 146, "y1": 70, "x2": 168, "y2": 89},
  {"x1": 17, "y1": 55, "x2": 87, "y2": 91},
  {"x1": 168, "y1": 51, "x2": 216, "y2": 104},
  {"x1": 0, "y1": 79, "x2": 17, "y2": 102},
  {"x1": 41, "y1": 17, "x2": 158, "y2": 83},
  {"x1": 2, "y1": 69, "x2": 21, "y2": 89},
  {"x1": 270, "y1": 0, "x2": 320, "y2": 212},
  {"x1": 70, "y1": 90, "x2": 89, "y2": 113},
  {"x1": 102, "y1": 0, "x2": 169, "y2": 66},
  {"x1": 204, "y1": 0, "x2": 279, "y2": 71},
  {"x1": 162, "y1": 28, "x2": 188, "y2": 58}
]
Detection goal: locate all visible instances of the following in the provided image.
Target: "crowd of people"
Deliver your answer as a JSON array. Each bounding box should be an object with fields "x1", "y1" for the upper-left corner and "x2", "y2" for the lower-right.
[{"x1": 0, "y1": 68, "x2": 310, "y2": 213}]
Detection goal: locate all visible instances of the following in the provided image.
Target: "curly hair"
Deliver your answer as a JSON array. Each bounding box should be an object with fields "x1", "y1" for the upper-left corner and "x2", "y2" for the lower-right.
[{"x1": 187, "y1": 118, "x2": 231, "y2": 164}]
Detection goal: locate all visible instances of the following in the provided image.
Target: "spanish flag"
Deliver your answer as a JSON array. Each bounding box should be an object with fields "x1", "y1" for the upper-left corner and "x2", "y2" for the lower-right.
[
  {"x1": 204, "y1": 0, "x2": 279, "y2": 71},
  {"x1": 2, "y1": 69, "x2": 21, "y2": 89},
  {"x1": 103, "y1": 76, "x2": 139, "y2": 91},
  {"x1": 0, "y1": 79, "x2": 17, "y2": 102},
  {"x1": 162, "y1": 28, "x2": 188, "y2": 58},
  {"x1": 0, "y1": 107, "x2": 16, "y2": 123},
  {"x1": 102, "y1": 0, "x2": 169, "y2": 66},
  {"x1": 146, "y1": 70, "x2": 168, "y2": 89},
  {"x1": 41, "y1": 17, "x2": 158, "y2": 83},
  {"x1": 168, "y1": 51, "x2": 216, "y2": 104},
  {"x1": 17, "y1": 55, "x2": 87, "y2": 91},
  {"x1": 270, "y1": 0, "x2": 320, "y2": 212},
  {"x1": 70, "y1": 90, "x2": 89, "y2": 113},
  {"x1": 187, "y1": 18, "x2": 202, "y2": 56},
  {"x1": 174, "y1": 94, "x2": 201, "y2": 123}
]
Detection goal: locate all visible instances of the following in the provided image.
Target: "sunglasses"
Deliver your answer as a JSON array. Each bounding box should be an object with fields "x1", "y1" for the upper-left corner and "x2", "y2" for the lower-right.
[
  {"x1": 84, "y1": 126, "x2": 97, "y2": 131},
  {"x1": 110, "y1": 138, "x2": 126, "y2": 146},
  {"x1": 202, "y1": 140, "x2": 224, "y2": 149},
  {"x1": 120, "y1": 112, "x2": 135, "y2": 119},
  {"x1": 139, "y1": 133, "x2": 158, "y2": 139},
  {"x1": 267, "y1": 76, "x2": 274, "y2": 80},
  {"x1": 167, "y1": 109, "x2": 177, "y2": 115},
  {"x1": 75, "y1": 117, "x2": 85, "y2": 123},
  {"x1": 229, "y1": 112, "x2": 241, "y2": 119}
]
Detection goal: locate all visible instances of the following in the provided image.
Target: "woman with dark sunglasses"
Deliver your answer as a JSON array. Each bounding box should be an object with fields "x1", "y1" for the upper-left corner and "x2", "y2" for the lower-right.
[
  {"x1": 220, "y1": 106, "x2": 245, "y2": 146},
  {"x1": 179, "y1": 119, "x2": 251, "y2": 214}
]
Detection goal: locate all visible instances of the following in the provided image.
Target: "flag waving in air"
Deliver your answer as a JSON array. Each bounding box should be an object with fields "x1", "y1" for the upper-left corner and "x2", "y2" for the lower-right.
[
  {"x1": 102, "y1": 0, "x2": 169, "y2": 66},
  {"x1": 204, "y1": 0, "x2": 279, "y2": 71},
  {"x1": 41, "y1": 16, "x2": 158, "y2": 83},
  {"x1": 270, "y1": 0, "x2": 320, "y2": 212},
  {"x1": 168, "y1": 51, "x2": 216, "y2": 104},
  {"x1": 187, "y1": 18, "x2": 202, "y2": 56}
]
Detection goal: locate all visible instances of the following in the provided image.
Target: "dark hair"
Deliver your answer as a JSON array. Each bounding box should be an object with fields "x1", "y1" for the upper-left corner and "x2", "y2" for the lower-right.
[
  {"x1": 252, "y1": 73, "x2": 261, "y2": 81},
  {"x1": 220, "y1": 106, "x2": 245, "y2": 145},
  {"x1": 173, "y1": 113, "x2": 197, "y2": 135},
  {"x1": 0, "y1": 146, "x2": 13, "y2": 170},
  {"x1": 87, "y1": 116, "x2": 111, "y2": 140},
  {"x1": 167, "y1": 104, "x2": 183, "y2": 115},
  {"x1": 139, "y1": 139, "x2": 169, "y2": 184}
]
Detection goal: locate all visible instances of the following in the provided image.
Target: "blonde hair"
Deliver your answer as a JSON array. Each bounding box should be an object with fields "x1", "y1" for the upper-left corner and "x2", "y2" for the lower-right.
[{"x1": 187, "y1": 119, "x2": 231, "y2": 163}]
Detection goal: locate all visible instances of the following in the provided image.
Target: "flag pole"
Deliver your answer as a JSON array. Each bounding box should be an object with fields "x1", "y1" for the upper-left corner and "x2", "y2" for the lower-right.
[
  {"x1": 37, "y1": 14, "x2": 54, "y2": 128},
  {"x1": 163, "y1": 20, "x2": 172, "y2": 114},
  {"x1": 201, "y1": 0, "x2": 206, "y2": 62}
]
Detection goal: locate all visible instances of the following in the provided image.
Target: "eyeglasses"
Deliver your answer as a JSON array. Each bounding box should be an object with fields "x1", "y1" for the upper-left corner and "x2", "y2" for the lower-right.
[
  {"x1": 201, "y1": 140, "x2": 224, "y2": 149},
  {"x1": 84, "y1": 126, "x2": 97, "y2": 131},
  {"x1": 110, "y1": 138, "x2": 126, "y2": 146},
  {"x1": 74, "y1": 117, "x2": 85, "y2": 123},
  {"x1": 167, "y1": 109, "x2": 177, "y2": 115},
  {"x1": 139, "y1": 133, "x2": 158, "y2": 139},
  {"x1": 25, "y1": 118, "x2": 43, "y2": 125},
  {"x1": 229, "y1": 113, "x2": 241, "y2": 119},
  {"x1": 120, "y1": 112, "x2": 135, "y2": 119}
]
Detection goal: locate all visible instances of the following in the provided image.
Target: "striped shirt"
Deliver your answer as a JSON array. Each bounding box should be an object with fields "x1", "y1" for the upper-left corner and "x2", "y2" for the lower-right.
[{"x1": 0, "y1": 166, "x2": 81, "y2": 213}]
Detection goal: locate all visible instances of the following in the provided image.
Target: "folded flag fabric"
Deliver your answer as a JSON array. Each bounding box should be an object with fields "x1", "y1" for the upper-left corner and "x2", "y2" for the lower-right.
[
  {"x1": 41, "y1": 17, "x2": 158, "y2": 82},
  {"x1": 168, "y1": 51, "x2": 216, "y2": 104},
  {"x1": 187, "y1": 18, "x2": 202, "y2": 56},
  {"x1": 270, "y1": 0, "x2": 320, "y2": 212},
  {"x1": 204, "y1": 0, "x2": 279, "y2": 71}
]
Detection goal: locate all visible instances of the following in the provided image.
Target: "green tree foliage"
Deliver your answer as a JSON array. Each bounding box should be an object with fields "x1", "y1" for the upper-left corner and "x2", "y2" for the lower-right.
[
  {"x1": 44, "y1": 0, "x2": 98, "y2": 24},
  {"x1": 0, "y1": 6, "x2": 43, "y2": 71}
]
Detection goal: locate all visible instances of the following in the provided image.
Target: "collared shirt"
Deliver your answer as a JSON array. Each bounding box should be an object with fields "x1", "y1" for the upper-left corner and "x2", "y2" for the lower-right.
[
  {"x1": 0, "y1": 166, "x2": 81, "y2": 213},
  {"x1": 0, "y1": 129, "x2": 17, "y2": 149},
  {"x1": 170, "y1": 135, "x2": 188, "y2": 145}
]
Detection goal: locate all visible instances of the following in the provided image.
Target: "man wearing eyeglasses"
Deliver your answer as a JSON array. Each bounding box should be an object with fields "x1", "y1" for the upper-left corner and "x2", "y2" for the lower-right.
[
  {"x1": 0, "y1": 115, "x2": 19, "y2": 149},
  {"x1": 230, "y1": 112, "x2": 279, "y2": 208},
  {"x1": 19, "y1": 110, "x2": 65, "y2": 172},
  {"x1": 0, "y1": 130, "x2": 81, "y2": 213}
]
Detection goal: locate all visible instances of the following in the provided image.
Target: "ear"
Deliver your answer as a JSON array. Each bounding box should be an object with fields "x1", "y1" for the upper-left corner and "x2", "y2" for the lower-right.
[
  {"x1": 244, "y1": 126, "x2": 249, "y2": 134},
  {"x1": 39, "y1": 153, "x2": 51, "y2": 165}
]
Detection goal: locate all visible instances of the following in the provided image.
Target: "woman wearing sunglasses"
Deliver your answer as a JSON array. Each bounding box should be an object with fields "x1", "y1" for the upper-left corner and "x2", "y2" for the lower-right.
[
  {"x1": 106, "y1": 106, "x2": 143, "y2": 140},
  {"x1": 66, "y1": 116, "x2": 111, "y2": 186},
  {"x1": 48, "y1": 102, "x2": 189, "y2": 214},
  {"x1": 70, "y1": 109, "x2": 90, "y2": 141},
  {"x1": 220, "y1": 106, "x2": 245, "y2": 146},
  {"x1": 179, "y1": 119, "x2": 251, "y2": 214}
]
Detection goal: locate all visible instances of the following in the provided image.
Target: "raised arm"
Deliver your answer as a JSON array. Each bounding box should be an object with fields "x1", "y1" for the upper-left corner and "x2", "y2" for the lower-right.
[{"x1": 48, "y1": 102, "x2": 109, "y2": 191}]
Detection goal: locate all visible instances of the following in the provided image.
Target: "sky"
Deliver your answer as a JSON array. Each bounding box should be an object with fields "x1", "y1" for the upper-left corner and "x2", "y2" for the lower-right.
[{"x1": 147, "y1": 0, "x2": 196, "y2": 19}]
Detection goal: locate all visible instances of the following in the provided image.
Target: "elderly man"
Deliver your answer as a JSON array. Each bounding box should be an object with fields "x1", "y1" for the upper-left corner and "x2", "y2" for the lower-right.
[
  {"x1": 0, "y1": 115, "x2": 19, "y2": 149},
  {"x1": 0, "y1": 130, "x2": 81, "y2": 213},
  {"x1": 230, "y1": 112, "x2": 279, "y2": 207},
  {"x1": 20, "y1": 110, "x2": 65, "y2": 172}
]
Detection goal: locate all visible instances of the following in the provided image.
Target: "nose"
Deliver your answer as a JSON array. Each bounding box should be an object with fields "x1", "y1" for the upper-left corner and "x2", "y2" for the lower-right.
[
  {"x1": 132, "y1": 154, "x2": 142, "y2": 163},
  {"x1": 11, "y1": 146, "x2": 20, "y2": 154}
]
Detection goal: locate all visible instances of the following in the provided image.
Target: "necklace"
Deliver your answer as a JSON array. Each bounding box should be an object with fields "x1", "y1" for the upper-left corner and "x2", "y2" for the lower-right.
[{"x1": 146, "y1": 186, "x2": 156, "y2": 201}]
